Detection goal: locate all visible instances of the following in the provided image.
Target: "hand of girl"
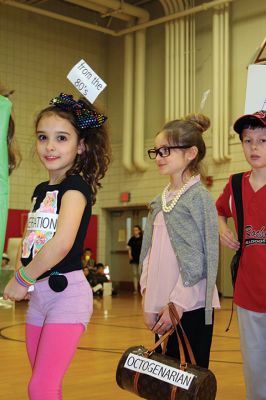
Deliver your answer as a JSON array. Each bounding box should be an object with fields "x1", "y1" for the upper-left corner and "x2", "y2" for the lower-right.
[
  {"x1": 3, "y1": 277, "x2": 29, "y2": 301},
  {"x1": 143, "y1": 312, "x2": 158, "y2": 330},
  {"x1": 153, "y1": 304, "x2": 184, "y2": 335}
]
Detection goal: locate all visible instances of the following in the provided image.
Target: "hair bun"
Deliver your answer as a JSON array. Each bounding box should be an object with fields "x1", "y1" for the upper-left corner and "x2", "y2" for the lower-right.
[{"x1": 185, "y1": 113, "x2": 210, "y2": 133}]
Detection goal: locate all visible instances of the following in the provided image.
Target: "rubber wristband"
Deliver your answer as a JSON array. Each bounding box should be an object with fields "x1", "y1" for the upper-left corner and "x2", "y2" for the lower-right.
[
  {"x1": 16, "y1": 267, "x2": 36, "y2": 287},
  {"x1": 19, "y1": 266, "x2": 36, "y2": 285},
  {"x1": 15, "y1": 271, "x2": 29, "y2": 287}
]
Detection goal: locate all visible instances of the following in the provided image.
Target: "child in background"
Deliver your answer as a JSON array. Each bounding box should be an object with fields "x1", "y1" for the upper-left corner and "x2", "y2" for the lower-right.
[
  {"x1": 1, "y1": 253, "x2": 11, "y2": 269},
  {"x1": 140, "y1": 114, "x2": 220, "y2": 368},
  {"x1": 3, "y1": 93, "x2": 110, "y2": 399},
  {"x1": 216, "y1": 110, "x2": 266, "y2": 400},
  {"x1": 0, "y1": 85, "x2": 20, "y2": 262},
  {"x1": 0, "y1": 84, "x2": 20, "y2": 174},
  {"x1": 95, "y1": 263, "x2": 109, "y2": 284},
  {"x1": 82, "y1": 247, "x2": 95, "y2": 269},
  {"x1": 91, "y1": 263, "x2": 110, "y2": 296}
]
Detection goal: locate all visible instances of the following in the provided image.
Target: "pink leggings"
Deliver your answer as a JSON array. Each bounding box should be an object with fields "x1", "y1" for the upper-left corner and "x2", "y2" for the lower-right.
[{"x1": 26, "y1": 323, "x2": 84, "y2": 400}]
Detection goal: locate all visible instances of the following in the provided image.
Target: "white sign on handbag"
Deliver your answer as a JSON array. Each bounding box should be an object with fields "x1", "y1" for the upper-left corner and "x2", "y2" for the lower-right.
[{"x1": 124, "y1": 353, "x2": 195, "y2": 390}]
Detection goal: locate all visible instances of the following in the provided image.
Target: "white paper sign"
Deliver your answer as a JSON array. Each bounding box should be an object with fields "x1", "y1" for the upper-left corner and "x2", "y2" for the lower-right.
[
  {"x1": 27, "y1": 212, "x2": 58, "y2": 232},
  {"x1": 124, "y1": 353, "x2": 195, "y2": 390},
  {"x1": 245, "y1": 64, "x2": 266, "y2": 113},
  {"x1": 67, "y1": 59, "x2": 107, "y2": 103}
]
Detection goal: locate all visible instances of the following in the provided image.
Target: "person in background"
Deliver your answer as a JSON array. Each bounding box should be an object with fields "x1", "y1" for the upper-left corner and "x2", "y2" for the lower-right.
[
  {"x1": 127, "y1": 225, "x2": 143, "y2": 294},
  {"x1": 216, "y1": 110, "x2": 266, "y2": 400},
  {"x1": 86, "y1": 263, "x2": 110, "y2": 296},
  {"x1": 83, "y1": 265, "x2": 97, "y2": 288},
  {"x1": 2, "y1": 253, "x2": 11, "y2": 269},
  {"x1": 82, "y1": 265, "x2": 90, "y2": 279},
  {"x1": 3, "y1": 93, "x2": 110, "y2": 399},
  {"x1": 0, "y1": 84, "x2": 20, "y2": 175},
  {"x1": 140, "y1": 114, "x2": 220, "y2": 368},
  {"x1": 95, "y1": 263, "x2": 109, "y2": 285},
  {"x1": 0, "y1": 85, "x2": 21, "y2": 262},
  {"x1": 82, "y1": 247, "x2": 95, "y2": 269}
]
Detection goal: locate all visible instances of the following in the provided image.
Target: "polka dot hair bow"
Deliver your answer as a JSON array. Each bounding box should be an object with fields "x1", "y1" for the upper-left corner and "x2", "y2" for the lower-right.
[{"x1": 50, "y1": 93, "x2": 107, "y2": 129}]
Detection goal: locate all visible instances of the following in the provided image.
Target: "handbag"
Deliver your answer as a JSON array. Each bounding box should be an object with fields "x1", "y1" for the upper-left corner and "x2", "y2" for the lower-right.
[
  {"x1": 230, "y1": 173, "x2": 244, "y2": 288},
  {"x1": 116, "y1": 303, "x2": 217, "y2": 400}
]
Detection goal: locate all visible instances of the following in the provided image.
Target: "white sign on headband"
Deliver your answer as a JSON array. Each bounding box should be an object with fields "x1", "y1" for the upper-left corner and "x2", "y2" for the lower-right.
[{"x1": 67, "y1": 59, "x2": 107, "y2": 103}]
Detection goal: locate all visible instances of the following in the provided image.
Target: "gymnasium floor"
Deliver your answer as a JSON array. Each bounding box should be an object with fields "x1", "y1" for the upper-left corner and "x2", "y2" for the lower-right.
[{"x1": 0, "y1": 295, "x2": 245, "y2": 399}]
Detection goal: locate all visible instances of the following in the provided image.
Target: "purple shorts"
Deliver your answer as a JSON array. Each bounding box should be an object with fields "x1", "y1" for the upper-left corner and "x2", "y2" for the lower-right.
[{"x1": 26, "y1": 270, "x2": 93, "y2": 328}]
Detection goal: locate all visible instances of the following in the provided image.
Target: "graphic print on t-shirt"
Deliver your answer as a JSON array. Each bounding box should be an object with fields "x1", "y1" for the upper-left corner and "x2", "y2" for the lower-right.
[
  {"x1": 245, "y1": 224, "x2": 266, "y2": 246},
  {"x1": 22, "y1": 191, "x2": 59, "y2": 259}
]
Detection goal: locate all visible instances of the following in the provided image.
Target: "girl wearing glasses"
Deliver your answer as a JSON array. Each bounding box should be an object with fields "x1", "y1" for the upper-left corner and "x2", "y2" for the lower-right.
[{"x1": 140, "y1": 114, "x2": 220, "y2": 368}]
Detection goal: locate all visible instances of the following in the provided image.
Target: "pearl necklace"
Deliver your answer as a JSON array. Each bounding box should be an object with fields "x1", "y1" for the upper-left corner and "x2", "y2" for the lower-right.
[{"x1": 161, "y1": 176, "x2": 195, "y2": 213}]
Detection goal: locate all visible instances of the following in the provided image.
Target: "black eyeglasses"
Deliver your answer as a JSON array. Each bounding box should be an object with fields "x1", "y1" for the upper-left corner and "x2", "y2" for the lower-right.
[{"x1": 147, "y1": 145, "x2": 191, "y2": 159}]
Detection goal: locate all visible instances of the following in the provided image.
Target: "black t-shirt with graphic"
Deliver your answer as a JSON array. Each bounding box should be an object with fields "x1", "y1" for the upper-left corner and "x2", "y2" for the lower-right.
[
  {"x1": 21, "y1": 175, "x2": 92, "y2": 279},
  {"x1": 127, "y1": 236, "x2": 143, "y2": 264}
]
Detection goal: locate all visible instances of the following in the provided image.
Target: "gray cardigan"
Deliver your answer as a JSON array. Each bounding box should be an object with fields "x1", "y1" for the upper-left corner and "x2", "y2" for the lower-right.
[{"x1": 139, "y1": 181, "x2": 219, "y2": 324}]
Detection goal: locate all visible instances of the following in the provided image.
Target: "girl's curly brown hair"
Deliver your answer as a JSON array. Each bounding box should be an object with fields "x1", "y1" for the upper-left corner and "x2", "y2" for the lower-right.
[{"x1": 35, "y1": 97, "x2": 111, "y2": 204}]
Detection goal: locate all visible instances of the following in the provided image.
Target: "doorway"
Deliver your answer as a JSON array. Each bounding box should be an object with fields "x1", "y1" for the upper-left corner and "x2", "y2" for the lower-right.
[{"x1": 106, "y1": 207, "x2": 148, "y2": 292}]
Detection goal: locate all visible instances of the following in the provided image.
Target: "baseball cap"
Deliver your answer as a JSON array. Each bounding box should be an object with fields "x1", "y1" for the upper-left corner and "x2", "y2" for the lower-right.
[{"x1": 234, "y1": 110, "x2": 266, "y2": 135}]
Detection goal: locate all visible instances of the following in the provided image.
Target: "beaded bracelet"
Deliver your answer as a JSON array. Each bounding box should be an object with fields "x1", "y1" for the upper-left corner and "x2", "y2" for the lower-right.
[{"x1": 15, "y1": 266, "x2": 36, "y2": 288}]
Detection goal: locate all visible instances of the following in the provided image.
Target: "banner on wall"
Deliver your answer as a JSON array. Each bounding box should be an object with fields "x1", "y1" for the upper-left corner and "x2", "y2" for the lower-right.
[
  {"x1": 0, "y1": 95, "x2": 12, "y2": 267},
  {"x1": 245, "y1": 64, "x2": 266, "y2": 113}
]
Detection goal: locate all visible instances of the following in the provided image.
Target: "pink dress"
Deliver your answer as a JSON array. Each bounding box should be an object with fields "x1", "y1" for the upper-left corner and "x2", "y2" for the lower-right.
[{"x1": 140, "y1": 176, "x2": 220, "y2": 315}]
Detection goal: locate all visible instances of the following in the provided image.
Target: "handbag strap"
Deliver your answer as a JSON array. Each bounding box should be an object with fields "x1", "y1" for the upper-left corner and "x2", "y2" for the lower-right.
[
  {"x1": 168, "y1": 303, "x2": 196, "y2": 365},
  {"x1": 146, "y1": 303, "x2": 196, "y2": 367},
  {"x1": 231, "y1": 172, "x2": 244, "y2": 254},
  {"x1": 134, "y1": 305, "x2": 197, "y2": 397},
  {"x1": 146, "y1": 326, "x2": 175, "y2": 354}
]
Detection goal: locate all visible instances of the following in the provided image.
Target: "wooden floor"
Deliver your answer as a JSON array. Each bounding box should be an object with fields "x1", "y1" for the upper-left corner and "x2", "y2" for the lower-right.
[{"x1": 0, "y1": 294, "x2": 245, "y2": 400}]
